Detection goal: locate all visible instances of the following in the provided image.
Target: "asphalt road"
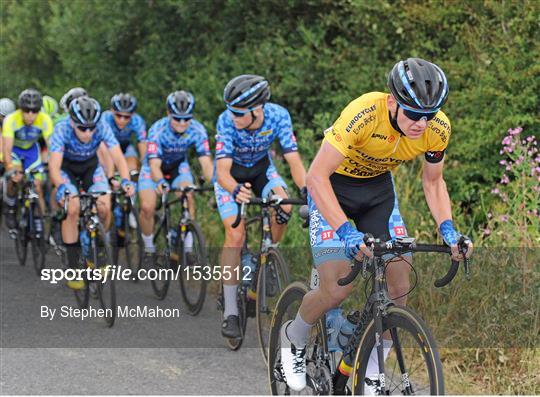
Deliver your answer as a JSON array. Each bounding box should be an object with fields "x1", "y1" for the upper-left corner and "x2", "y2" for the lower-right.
[{"x1": 0, "y1": 226, "x2": 268, "y2": 394}]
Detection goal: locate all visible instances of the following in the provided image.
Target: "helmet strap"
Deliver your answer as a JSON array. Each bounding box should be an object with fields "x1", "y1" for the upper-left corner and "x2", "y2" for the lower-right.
[
  {"x1": 389, "y1": 104, "x2": 405, "y2": 136},
  {"x1": 245, "y1": 110, "x2": 257, "y2": 130}
]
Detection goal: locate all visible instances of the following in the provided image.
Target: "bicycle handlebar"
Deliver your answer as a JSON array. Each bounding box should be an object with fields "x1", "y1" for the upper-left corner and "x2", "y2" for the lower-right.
[
  {"x1": 337, "y1": 235, "x2": 471, "y2": 288},
  {"x1": 231, "y1": 196, "x2": 307, "y2": 228}
]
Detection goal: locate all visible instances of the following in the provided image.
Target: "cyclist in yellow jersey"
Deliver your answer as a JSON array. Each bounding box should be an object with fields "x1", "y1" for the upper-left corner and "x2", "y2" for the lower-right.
[
  {"x1": 2, "y1": 89, "x2": 53, "y2": 230},
  {"x1": 280, "y1": 58, "x2": 474, "y2": 391}
]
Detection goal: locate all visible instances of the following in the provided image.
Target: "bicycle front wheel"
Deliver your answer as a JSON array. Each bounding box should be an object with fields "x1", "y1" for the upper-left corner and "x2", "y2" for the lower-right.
[
  {"x1": 177, "y1": 220, "x2": 208, "y2": 315},
  {"x1": 256, "y1": 247, "x2": 290, "y2": 364},
  {"x1": 352, "y1": 305, "x2": 444, "y2": 395},
  {"x1": 14, "y1": 204, "x2": 28, "y2": 266},
  {"x1": 149, "y1": 221, "x2": 171, "y2": 300},
  {"x1": 93, "y1": 223, "x2": 116, "y2": 327},
  {"x1": 124, "y1": 207, "x2": 143, "y2": 280}
]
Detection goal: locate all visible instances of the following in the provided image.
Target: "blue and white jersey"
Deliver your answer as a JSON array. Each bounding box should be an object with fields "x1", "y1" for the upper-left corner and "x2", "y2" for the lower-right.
[
  {"x1": 101, "y1": 110, "x2": 146, "y2": 147},
  {"x1": 145, "y1": 117, "x2": 211, "y2": 166},
  {"x1": 49, "y1": 118, "x2": 119, "y2": 162},
  {"x1": 215, "y1": 102, "x2": 298, "y2": 167}
]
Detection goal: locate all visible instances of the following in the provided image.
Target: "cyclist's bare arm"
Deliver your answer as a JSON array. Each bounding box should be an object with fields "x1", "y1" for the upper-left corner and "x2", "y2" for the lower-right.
[
  {"x1": 48, "y1": 152, "x2": 64, "y2": 188},
  {"x1": 283, "y1": 151, "x2": 307, "y2": 189},
  {"x1": 422, "y1": 159, "x2": 452, "y2": 226},
  {"x1": 149, "y1": 157, "x2": 164, "y2": 182},
  {"x1": 109, "y1": 145, "x2": 131, "y2": 181},
  {"x1": 306, "y1": 141, "x2": 349, "y2": 229},
  {"x1": 197, "y1": 155, "x2": 214, "y2": 183},
  {"x1": 2, "y1": 135, "x2": 14, "y2": 166},
  {"x1": 137, "y1": 141, "x2": 146, "y2": 159},
  {"x1": 97, "y1": 142, "x2": 114, "y2": 178},
  {"x1": 216, "y1": 158, "x2": 239, "y2": 193}
]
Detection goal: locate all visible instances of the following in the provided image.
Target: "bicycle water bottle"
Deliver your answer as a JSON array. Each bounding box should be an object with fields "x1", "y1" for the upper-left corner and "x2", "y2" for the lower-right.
[
  {"x1": 34, "y1": 216, "x2": 43, "y2": 235},
  {"x1": 326, "y1": 307, "x2": 345, "y2": 352},
  {"x1": 113, "y1": 204, "x2": 123, "y2": 229},
  {"x1": 170, "y1": 228, "x2": 178, "y2": 247},
  {"x1": 338, "y1": 310, "x2": 360, "y2": 350},
  {"x1": 80, "y1": 229, "x2": 90, "y2": 259}
]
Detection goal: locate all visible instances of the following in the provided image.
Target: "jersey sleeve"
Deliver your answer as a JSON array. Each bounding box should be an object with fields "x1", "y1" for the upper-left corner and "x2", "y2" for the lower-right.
[
  {"x1": 2, "y1": 113, "x2": 16, "y2": 139},
  {"x1": 99, "y1": 122, "x2": 120, "y2": 149},
  {"x1": 424, "y1": 112, "x2": 451, "y2": 164},
  {"x1": 275, "y1": 107, "x2": 298, "y2": 154},
  {"x1": 134, "y1": 114, "x2": 147, "y2": 142},
  {"x1": 192, "y1": 123, "x2": 211, "y2": 157},
  {"x1": 215, "y1": 113, "x2": 234, "y2": 160},
  {"x1": 49, "y1": 125, "x2": 65, "y2": 154},
  {"x1": 146, "y1": 122, "x2": 161, "y2": 160},
  {"x1": 323, "y1": 98, "x2": 370, "y2": 157},
  {"x1": 41, "y1": 113, "x2": 54, "y2": 141}
]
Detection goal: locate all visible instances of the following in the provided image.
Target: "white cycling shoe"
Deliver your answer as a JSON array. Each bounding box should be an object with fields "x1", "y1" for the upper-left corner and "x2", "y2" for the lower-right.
[
  {"x1": 128, "y1": 212, "x2": 138, "y2": 229},
  {"x1": 280, "y1": 320, "x2": 307, "y2": 391}
]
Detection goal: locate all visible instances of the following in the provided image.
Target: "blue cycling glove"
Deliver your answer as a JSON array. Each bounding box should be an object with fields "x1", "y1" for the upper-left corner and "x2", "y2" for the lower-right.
[
  {"x1": 56, "y1": 183, "x2": 69, "y2": 203},
  {"x1": 121, "y1": 178, "x2": 136, "y2": 191},
  {"x1": 335, "y1": 221, "x2": 365, "y2": 260},
  {"x1": 439, "y1": 219, "x2": 461, "y2": 246},
  {"x1": 156, "y1": 178, "x2": 170, "y2": 192}
]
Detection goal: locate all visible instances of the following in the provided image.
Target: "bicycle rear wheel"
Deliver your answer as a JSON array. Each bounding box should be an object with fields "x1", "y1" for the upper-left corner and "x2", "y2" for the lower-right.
[
  {"x1": 93, "y1": 222, "x2": 116, "y2": 327},
  {"x1": 149, "y1": 221, "x2": 171, "y2": 300},
  {"x1": 268, "y1": 282, "x2": 331, "y2": 395},
  {"x1": 256, "y1": 247, "x2": 290, "y2": 364},
  {"x1": 30, "y1": 202, "x2": 46, "y2": 275},
  {"x1": 352, "y1": 305, "x2": 444, "y2": 395},
  {"x1": 178, "y1": 220, "x2": 208, "y2": 315}
]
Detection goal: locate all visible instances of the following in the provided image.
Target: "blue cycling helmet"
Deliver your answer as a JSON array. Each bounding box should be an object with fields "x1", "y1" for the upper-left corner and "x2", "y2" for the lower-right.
[
  {"x1": 111, "y1": 93, "x2": 137, "y2": 113},
  {"x1": 388, "y1": 58, "x2": 448, "y2": 113},
  {"x1": 166, "y1": 91, "x2": 194, "y2": 117},
  {"x1": 69, "y1": 96, "x2": 102, "y2": 127},
  {"x1": 223, "y1": 74, "x2": 270, "y2": 109}
]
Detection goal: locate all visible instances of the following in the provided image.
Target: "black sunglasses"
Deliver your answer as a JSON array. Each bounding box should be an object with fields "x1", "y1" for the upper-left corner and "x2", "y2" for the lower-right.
[
  {"x1": 172, "y1": 115, "x2": 193, "y2": 122},
  {"x1": 114, "y1": 113, "x2": 132, "y2": 120},
  {"x1": 22, "y1": 108, "x2": 40, "y2": 114},
  {"x1": 402, "y1": 107, "x2": 437, "y2": 122},
  {"x1": 75, "y1": 124, "x2": 96, "y2": 132}
]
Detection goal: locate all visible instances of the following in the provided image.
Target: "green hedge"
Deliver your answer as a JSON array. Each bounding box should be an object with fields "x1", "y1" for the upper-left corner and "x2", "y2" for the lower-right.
[{"x1": 1, "y1": 0, "x2": 539, "y2": 241}]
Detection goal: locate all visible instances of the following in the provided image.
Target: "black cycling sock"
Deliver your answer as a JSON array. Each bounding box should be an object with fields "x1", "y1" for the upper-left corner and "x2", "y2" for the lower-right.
[{"x1": 65, "y1": 242, "x2": 81, "y2": 269}]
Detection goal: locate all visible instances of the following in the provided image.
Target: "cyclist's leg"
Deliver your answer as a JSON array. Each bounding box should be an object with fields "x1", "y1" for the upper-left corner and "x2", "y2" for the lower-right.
[
  {"x1": 124, "y1": 144, "x2": 139, "y2": 174},
  {"x1": 24, "y1": 143, "x2": 47, "y2": 215},
  {"x1": 173, "y1": 161, "x2": 195, "y2": 218},
  {"x1": 138, "y1": 163, "x2": 157, "y2": 253},
  {"x1": 281, "y1": 192, "x2": 353, "y2": 390},
  {"x1": 353, "y1": 177, "x2": 412, "y2": 306},
  {"x1": 3, "y1": 149, "x2": 24, "y2": 229},
  {"x1": 258, "y1": 161, "x2": 290, "y2": 242},
  {"x1": 89, "y1": 164, "x2": 112, "y2": 231},
  {"x1": 58, "y1": 169, "x2": 81, "y2": 269},
  {"x1": 215, "y1": 181, "x2": 245, "y2": 335}
]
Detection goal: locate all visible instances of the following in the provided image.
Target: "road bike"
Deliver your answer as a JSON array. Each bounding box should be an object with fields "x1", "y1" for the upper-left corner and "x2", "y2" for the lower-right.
[
  {"x1": 268, "y1": 235, "x2": 471, "y2": 395},
  {"x1": 218, "y1": 195, "x2": 307, "y2": 363}
]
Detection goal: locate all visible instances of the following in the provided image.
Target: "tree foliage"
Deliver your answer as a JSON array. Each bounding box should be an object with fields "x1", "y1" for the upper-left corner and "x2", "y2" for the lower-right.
[{"x1": 1, "y1": 0, "x2": 539, "y2": 238}]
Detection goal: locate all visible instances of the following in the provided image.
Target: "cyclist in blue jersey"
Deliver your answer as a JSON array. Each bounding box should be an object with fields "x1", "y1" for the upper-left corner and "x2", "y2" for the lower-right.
[
  {"x1": 102, "y1": 93, "x2": 146, "y2": 173},
  {"x1": 48, "y1": 96, "x2": 135, "y2": 290},
  {"x1": 138, "y1": 91, "x2": 213, "y2": 258},
  {"x1": 215, "y1": 75, "x2": 307, "y2": 338}
]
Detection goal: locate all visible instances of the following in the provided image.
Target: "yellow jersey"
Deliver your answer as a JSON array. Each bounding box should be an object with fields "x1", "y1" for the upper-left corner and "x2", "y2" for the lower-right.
[
  {"x1": 2, "y1": 110, "x2": 53, "y2": 149},
  {"x1": 324, "y1": 92, "x2": 451, "y2": 178}
]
